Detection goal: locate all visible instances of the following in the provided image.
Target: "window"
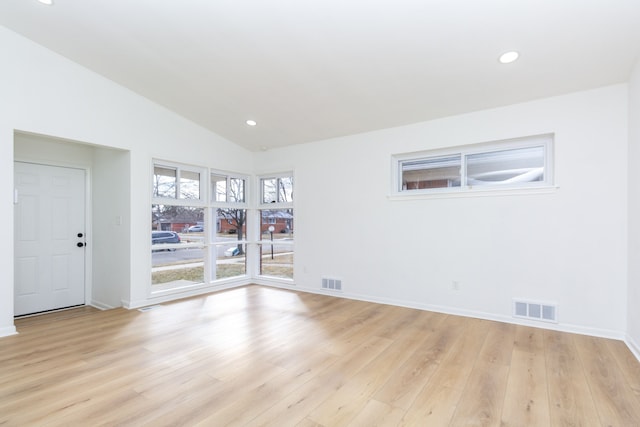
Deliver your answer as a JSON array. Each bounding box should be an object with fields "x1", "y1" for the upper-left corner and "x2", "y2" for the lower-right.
[
  {"x1": 394, "y1": 134, "x2": 553, "y2": 195},
  {"x1": 261, "y1": 176, "x2": 293, "y2": 204},
  {"x1": 151, "y1": 161, "x2": 207, "y2": 290},
  {"x1": 258, "y1": 174, "x2": 294, "y2": 280},
  {"x1": 210, "y1": 171, "x2": 249, "y2": 281},
  {"x1": 153, "y1": 164, "x2": 202, "y2": 201}
]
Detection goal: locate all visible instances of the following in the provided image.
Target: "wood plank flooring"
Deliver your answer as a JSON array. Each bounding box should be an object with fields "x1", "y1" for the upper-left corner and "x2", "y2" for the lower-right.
[{"x1": 1, "y1": 285, "x2": 640, "y2": 426}]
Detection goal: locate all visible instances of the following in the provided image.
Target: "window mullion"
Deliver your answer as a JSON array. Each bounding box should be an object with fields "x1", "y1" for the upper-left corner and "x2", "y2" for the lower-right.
[{"x1": 460, "y1": 153, "x2": 467, "y2": 188}]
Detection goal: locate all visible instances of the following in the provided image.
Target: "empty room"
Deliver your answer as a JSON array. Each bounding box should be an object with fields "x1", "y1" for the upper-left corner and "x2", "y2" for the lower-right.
[{"x1": 1, "y1": 0, "x2": 640, "y2": 425}]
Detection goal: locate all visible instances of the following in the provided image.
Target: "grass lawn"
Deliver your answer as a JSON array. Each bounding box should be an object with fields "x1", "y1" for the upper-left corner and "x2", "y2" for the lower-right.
[{"x1": 151, "y1": 251, "x2": 294, "y2": 285}]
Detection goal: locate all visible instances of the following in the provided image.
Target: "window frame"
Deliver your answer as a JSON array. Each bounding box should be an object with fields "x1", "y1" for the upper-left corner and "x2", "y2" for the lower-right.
[
  {"x1": 259, "y1": 173, "x2": 294, "y2": 206},
  {"x1": 209, "y1": 170, "x2": 251, "y2": 282},
  {"x1": 210, "y1": 171, "x2": 248, "y2": 206},
  {"x1": 391, "y1": 134, "x2": 554, "y2": 198},
  {"x1": 256, "y1": 172, "x2": 294, "y2": 281},
  {"x1": 152, "y1": 160, "x2": 207, "y2": 206},
  {"x1": 151, "y1": 160, "x2": 208, "y2": 293}
]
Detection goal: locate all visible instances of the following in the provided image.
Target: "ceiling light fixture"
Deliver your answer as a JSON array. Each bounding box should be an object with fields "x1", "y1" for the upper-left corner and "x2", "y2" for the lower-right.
[
  {"x1": 38, "y1": 0, "x2": 53, "y2": 5},
  {"x1": 246, "y1": 120, "x2": 257, "y2": 126},
  {"x1": 499, "y1": 51, "x2": 519, "y2": 64}
]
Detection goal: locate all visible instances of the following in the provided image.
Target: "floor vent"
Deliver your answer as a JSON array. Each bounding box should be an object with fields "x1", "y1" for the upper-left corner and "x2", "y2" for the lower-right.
[
  {"x1": 513, "y1": 299, "x2": 557, "y2": 323},
  {"x1": 322, "y1": 278, "x2": 342, "y2": 291},
  {"x1": 138, "y1": 305, "x2": 161, "y2": 312}
]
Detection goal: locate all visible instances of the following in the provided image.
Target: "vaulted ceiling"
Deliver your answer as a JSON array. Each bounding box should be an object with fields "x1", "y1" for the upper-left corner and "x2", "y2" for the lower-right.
[{"x1": 1, "y1": 0, "x2": 639, "y2": 151}]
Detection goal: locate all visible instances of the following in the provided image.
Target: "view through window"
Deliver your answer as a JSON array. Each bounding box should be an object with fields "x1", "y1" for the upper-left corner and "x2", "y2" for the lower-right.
[{"x1": 259, "y1": 174, "x2": 294, "y2": 280}]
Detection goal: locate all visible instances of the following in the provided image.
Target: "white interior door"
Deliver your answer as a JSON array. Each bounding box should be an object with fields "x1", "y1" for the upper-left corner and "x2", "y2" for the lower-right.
[{"x1": 14, "y1": 162, "x2": 86, "y2": 316}]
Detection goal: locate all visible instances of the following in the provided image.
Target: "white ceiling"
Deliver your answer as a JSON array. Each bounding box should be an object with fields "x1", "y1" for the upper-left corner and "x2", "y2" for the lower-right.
[{"x1": 1, "y1": 0, "x2": 640, "y2": 151}]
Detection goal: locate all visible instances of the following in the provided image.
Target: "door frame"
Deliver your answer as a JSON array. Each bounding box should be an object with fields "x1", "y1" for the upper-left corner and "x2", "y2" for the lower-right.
[{"x1": 13, "y1": 159, "x2": 93, "y2": 314}]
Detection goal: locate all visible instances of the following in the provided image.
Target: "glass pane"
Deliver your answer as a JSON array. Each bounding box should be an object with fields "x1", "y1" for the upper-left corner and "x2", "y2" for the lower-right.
[
  {"x1": 401, "y1": 155, "x2": 461, "y2": 190},
  {"x1": 152, "y1": 204, "x2": 205, "y2": 233},
  {"x1": 152, "y1": 251, "x2": 205, "y2": 286},
  {"x1": 466, "y1": 146, "x2": 544, "y2": 186},
  {"x1": 151, "y1": 205, "x2": 205, "y2": 288},
  {"x1": 211, "y1": 174, "x2": 227, "y2": 202},
  {"x1": 260, "y1": 209, "x2": 294, "y2": 240},
  {"x1": 212, "y1": 244, "x2": 247, "y2": 281},
  {"x1": 262, "y1": 178, "x2": 277, "y2": 203},
  {"x1": 153, "y1": 165, "x2": 177, "y2": 198},
  {"x1": 216, "y1": 208, "x2": 247, "y2": 240},
  {"x1": 277, "y1": 177, "x2": 294, "y2": 203},
  {"x1": 180, "y1": 170, "x2": 200, "y2": 200},
  {"x1": 229, "y1": 178, "x2": 245, "y2": 203},
  {"x1": 260, "y1": 244, "x2": 293, "y2": 279}
]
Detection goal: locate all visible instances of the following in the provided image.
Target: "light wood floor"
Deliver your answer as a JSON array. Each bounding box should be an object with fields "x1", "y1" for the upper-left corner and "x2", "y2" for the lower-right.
[{"x1": 2, "y1": 286, "x2": 640, "y2": 426}]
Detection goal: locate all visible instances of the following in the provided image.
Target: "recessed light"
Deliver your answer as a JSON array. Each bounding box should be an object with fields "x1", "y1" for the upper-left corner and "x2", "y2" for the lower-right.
[
  {"x1": 499, "y1": 51, "x2": 519, "y2": 64},
  {"x1": 38, "y1": 0, "x2": 53, "y2": 5},
  {"x1": 246, "y1": 120, "x2": 257, "y2": 126}
]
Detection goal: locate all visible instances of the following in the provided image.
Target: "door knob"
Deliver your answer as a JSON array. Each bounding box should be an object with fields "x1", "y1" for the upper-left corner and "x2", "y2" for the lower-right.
[{"x1": 77, "y1": 242, "x2": 85, "y2": 248}]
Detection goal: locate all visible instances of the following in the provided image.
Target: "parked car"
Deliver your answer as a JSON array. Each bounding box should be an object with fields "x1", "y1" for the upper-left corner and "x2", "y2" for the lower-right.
[
  {"x1": 187, "y1": 225, "x2": 204, "y2": 232},
  {"x1": 152, "y1": 231, "x2": 181, "y2": 250},
  {"x1": 224, "y1": 247, "x2": 240, "y2": 257}
]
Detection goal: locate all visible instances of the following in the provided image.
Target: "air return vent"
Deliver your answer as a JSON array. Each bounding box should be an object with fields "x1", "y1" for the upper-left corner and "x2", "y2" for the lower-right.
[
  {"x1": 322, "y1": 277, "x2": 342, "y2": 291},
  {"x1": 513, "y1": 299, "x2": 557, "y2": 323},
  {"x1": 138, "y1": 305, "x2": 161, "y2": 312}
]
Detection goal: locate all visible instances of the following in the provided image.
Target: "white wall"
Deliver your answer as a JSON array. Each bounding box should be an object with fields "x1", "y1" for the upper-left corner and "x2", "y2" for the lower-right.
[
  {"x1": 255, "y1": 84, "x2": 629, "y2": 338},
  {"x1": 92, "y1": 147, "x2": 131, "y2": 308},
  {"x1": 0, "y1": 26, "x2": 251, "y2": 335},
  {"x1": 628, "y1": 58, "x2": 640, "y2": 356}
]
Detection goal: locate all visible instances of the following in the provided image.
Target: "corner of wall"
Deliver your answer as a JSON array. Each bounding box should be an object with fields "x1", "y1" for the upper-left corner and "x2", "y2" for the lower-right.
[{"x1": 627, "y1": 55, "x2": 640, "y2": 350}]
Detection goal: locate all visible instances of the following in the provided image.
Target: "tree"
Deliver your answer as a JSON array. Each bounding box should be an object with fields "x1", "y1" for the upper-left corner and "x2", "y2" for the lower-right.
[
  {"x1": 216, "y1": 177, "x2": 246, "y2": 254},
  {"x1": 217, "y1": 208, "x2": 246, "y2": 255}
]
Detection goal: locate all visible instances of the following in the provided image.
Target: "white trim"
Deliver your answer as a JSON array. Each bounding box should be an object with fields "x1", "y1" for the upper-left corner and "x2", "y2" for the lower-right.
[
  {"x1": 151, "y1": 159, "x2": 208, "y2": 206},
  {"x1": 210, "y1": 169, "x2": 250, "y2": 207},
  {"x1": 0, "y1": 326, "x2": 18, "y2": 338},
  {"x1": 388, "y1": 185, "x2": 559, "y2": 201},
  {"x1": 125, "y1": 279, "x2": 249, "y2": 309},
  {"x1": 257, "y1": 282, "x2": 626, "y2": 341},
  {"x1": 257, "y1": 172, "x2": 294, "y2": 207},
  {"x1": 89, "y1": 300, "x2": 115, "y2": 310},
  {"x1": 626, "y1": 334, "x2": 640, "y2": 363}
]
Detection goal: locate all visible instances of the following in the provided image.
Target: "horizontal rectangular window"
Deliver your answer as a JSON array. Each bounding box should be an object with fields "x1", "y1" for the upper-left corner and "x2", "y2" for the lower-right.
[
  {"x1": 466, "y1": 146, "x2": 544, "y2": 186},
  {"x1": 212, "y1": 173, "x2": 246, "y2": 204},
  {"x1": 261, "y1": 176, "x2": 293, "y2": 204},
  {"x1": 394, "y1": 134, "x2": 553, "y2": 195},
  {"x1": 402, "y1": 155, "x2": 461, "y2": 190},
  {"x1": 153, "y1": 161, "x2": 205, "y2": 203}
]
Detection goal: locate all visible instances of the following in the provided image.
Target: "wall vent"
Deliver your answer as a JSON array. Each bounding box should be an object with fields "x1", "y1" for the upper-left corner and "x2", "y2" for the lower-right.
[
  {"x1": 322, "y1": 277, "x2": 342, "y2": 291},
  {"x1": 513, "y1": 299, "x2": 557, "y2": 323}
]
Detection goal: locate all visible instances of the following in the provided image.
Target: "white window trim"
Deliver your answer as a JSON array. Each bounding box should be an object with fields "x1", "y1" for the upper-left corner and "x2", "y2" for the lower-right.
[
  {"x1": 152, "y1": 159, "x2": 208, "y2": 207},
  {"x1": 210, "y1": 169, "x2": 250, "y2": 209},
  {"x1": 258, "y1": 172, "x2": 294, "y2": 208},
  {"x1": 255, "y1": 172, "x2": 295, "y2": 281},
  {"x1": 391, "y1": 134, "x2": 556, "y2": 199}
]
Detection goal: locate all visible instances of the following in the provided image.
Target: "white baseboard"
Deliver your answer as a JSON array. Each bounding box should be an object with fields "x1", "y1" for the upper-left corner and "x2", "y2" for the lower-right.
[
  {"x1": 0, "y1": 325, "x2": 18, "y2": 338},
  {"x1": 626, "y1": 334, "x2": 640, "y2": 363},
  {"x1": 90, "y1": 300, "x2": 115, "y2": 310},
  {"x1": 257, "y1": 282, "x2": 627, "y2": 341},
  {"x1": 123, "y1": 280, "x2": 247, "y2": 309}
]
